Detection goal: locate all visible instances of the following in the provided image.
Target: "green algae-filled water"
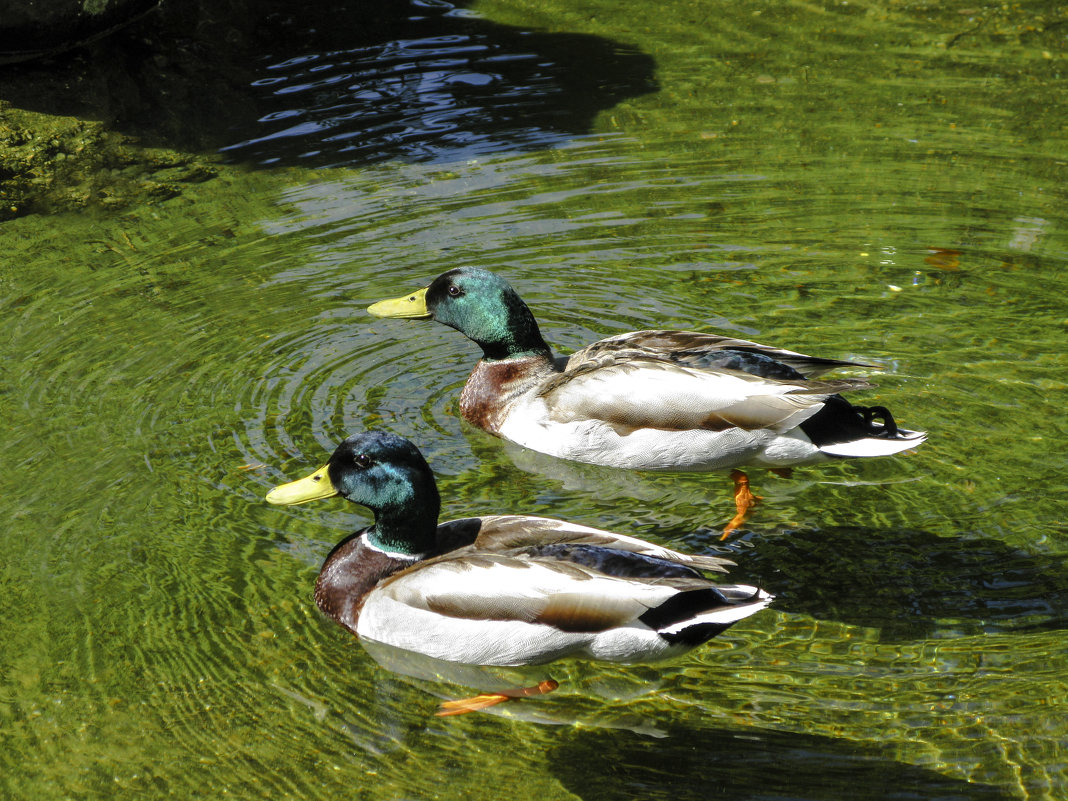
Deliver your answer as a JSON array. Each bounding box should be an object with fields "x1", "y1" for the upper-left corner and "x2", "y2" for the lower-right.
[{"x1": 2, "y1": 1, "x2": 1067, "y2": 799}]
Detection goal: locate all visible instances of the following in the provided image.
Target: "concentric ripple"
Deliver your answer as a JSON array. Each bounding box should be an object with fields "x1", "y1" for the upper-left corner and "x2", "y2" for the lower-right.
[{"x1": 234, "y1": 313, "x2": 472, "y2": 482}]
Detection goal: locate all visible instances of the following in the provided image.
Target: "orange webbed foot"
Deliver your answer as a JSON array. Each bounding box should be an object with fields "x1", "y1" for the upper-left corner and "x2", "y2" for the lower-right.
[
  {"x1": 722, "y1": 469, "x2": 762, "y2": 539},
  {"x1": 435, "y1": 679, "x2": 559, "y2": 717}
]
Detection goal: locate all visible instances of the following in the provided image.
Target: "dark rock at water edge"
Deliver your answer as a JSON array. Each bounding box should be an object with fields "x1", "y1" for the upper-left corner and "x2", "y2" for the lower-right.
[
  {"x1": 0, "y1": 0, "x2": 242, "y2": 220},
  {"x1": 0, "y1": 0, "x2": 161, "y2": 64},
  {"x1": 0, "y1": 0, "x2": 658, "y2": 220}
]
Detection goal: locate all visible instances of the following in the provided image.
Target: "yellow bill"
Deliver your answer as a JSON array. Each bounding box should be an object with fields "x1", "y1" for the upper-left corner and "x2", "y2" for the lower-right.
[
  {"x1": 265, "y1": 465, "x2": 338, "y2": 505},
  {"x1": 367, "y1": 286, "x2": 431, "y2": 319}
]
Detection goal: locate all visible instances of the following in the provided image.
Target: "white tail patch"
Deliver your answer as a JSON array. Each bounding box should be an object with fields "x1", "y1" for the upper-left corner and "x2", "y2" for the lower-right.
[{"x1": 818, "y1": 429, "x2": 927, "y2": 458}]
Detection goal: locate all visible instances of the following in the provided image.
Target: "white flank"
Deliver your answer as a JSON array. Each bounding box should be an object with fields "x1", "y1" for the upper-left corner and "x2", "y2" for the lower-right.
[
  {"x1": 545, "y1": 360, "x2": 826, "y2": 433},
  {"x1": 501, "y1": 400, "x2": 782, "y2": 470},
  {"x1": 501, "y1": 402, "x2": 832, "y2": 471}
]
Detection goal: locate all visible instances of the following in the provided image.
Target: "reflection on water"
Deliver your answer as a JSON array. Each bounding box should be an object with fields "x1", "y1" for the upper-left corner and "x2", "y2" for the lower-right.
[
  {"x1": 219, "y1": 0, "x2": 656, "y2": 166},
  {"x1": 0, "y1": 0, "x2": 655, "y2": 171}
]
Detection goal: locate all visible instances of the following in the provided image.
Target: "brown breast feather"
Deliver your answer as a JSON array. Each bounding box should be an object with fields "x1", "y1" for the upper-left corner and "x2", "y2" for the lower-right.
[{"x1": 459, "y1": 357, "x2": 552, "y2": 433}]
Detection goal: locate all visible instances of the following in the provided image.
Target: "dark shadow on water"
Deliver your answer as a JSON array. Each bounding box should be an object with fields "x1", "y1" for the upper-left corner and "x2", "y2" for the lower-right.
[
  {"x1": 0, "y1": 0, "x2": 656, "y2": 167},
  {"x1": 719, "y1": 525, "x2": 1068, "y2": 641},
  {"x1": 488, "y1": 441, "x2": 1068, "y2": 641},
  {"x1": 315, "y1": 637, "x2": 1015, "y2": 800},
  {"x1": 551, "y1": 723, "x2": 1016, "y2": 801}
]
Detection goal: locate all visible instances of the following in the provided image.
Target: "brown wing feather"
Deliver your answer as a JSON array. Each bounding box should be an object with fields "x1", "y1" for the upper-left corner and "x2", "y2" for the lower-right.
[
  {"x1": 570, "y1": 330, "x2": 876, "y2": 377},
  {"x1": 466, "y1": 515, "x2": 733, "y2": 573}
]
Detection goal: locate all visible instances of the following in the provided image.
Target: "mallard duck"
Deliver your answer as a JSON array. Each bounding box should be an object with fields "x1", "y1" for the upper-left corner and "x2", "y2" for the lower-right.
[
  {"x1": 266, "y1": 431, "x2": 772, "y2": 715},
  {"x1": 368, "y1": 267, "x2": 926, "y2": 534}
]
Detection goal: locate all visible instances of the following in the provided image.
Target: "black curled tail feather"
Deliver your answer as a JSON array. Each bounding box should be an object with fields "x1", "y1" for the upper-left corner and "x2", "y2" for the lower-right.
[
  {"x1": 857, "y1": 405, "x2": 899, "y2": 438},
  {"x1": 799, "y1": 394, "x2": 903, "y2": 448},
  {"x1": 638, "y1": 587, "x2": 737, "y2": 647}
]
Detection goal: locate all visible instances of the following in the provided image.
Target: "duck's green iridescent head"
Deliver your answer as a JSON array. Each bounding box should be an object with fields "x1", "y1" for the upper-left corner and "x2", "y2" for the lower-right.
[
  {"x1": 266, "y1": 432, "x2": 441, "y2": 555},
  {"x1": 368, "y1": 267, "x2": 552, "y2": 361}
]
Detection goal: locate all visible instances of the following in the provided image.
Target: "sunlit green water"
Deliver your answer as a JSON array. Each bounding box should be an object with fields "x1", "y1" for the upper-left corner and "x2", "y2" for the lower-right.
[{"x1": 2, "y1": 0, "x2": 1066, "y2": 799}]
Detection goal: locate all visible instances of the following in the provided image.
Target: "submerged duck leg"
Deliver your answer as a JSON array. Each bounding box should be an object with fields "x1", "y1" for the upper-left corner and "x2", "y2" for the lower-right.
[
  {"x1": 722, "y1": 470, "x2": 761, "y2": 539},
  {"x1": 436, "y1": 679, "x2": 560, "y2": 717}
]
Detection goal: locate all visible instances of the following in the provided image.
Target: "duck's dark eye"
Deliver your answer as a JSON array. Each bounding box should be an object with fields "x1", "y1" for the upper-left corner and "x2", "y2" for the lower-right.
[
  {"x1": 447, "y1": 284, "x2": 462, "y2": 298},
  {"x1": 353, "y1": 454, "x2": 373, "y2": 470}
]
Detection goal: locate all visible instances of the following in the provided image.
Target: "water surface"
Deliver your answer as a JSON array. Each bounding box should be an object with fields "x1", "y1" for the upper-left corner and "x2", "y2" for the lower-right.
[{"x1": 1, "y1": 1, "x2": 1066, "y2": 799}]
